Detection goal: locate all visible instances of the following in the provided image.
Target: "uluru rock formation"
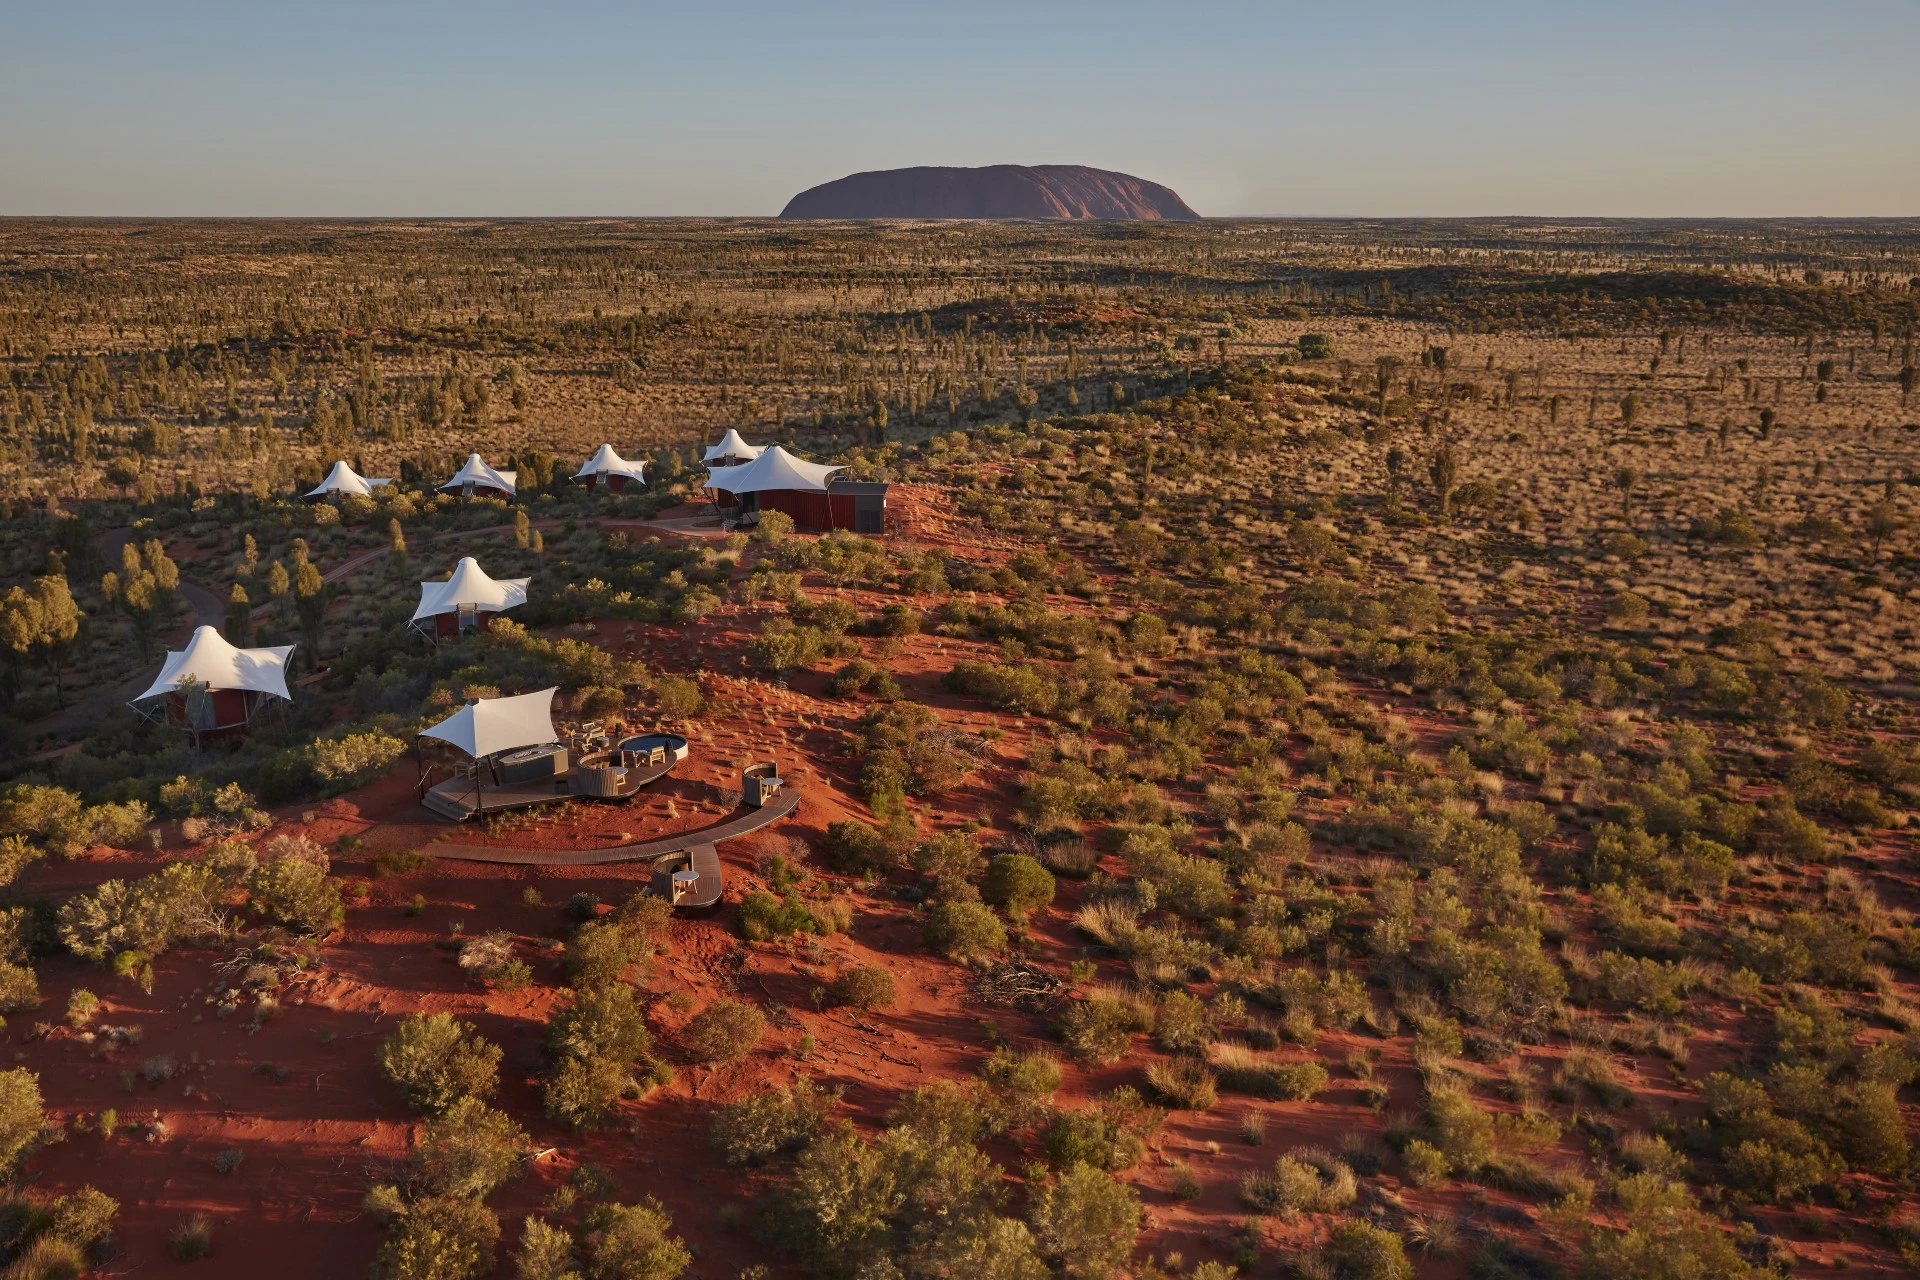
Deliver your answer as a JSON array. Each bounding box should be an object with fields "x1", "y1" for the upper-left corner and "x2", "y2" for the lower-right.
[{"x1": 779, "y1": 165, "x2": 1200, "y2": 221}]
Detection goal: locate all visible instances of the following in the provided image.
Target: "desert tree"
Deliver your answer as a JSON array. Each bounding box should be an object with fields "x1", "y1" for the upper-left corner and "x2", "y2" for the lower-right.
[
  {"x1": 225, "y1": 584, "x2": 251, "y2": 646},
  {"x1": 1612, "y1": 466, "x2": 1640, "y2": 523},
  {"x1": 1428, "y1": 446, "x2": 1458, "y2": 518},
  {"x1": 1865, "y1": 499, "x2": 1901, "y2": 562},
  {"x1": 294, "y1": 560, "x2": 328, "y2": 662}
]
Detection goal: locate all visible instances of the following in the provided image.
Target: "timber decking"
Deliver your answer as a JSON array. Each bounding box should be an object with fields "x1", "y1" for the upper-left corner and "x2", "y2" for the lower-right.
[
  {"x1": 421, "y1": 777, "x2": 571, "y2": 821},
  {"x1": 420, "y1": 756, "x2": 680, "y2": 821},
  {"x1": 426, "y1": 786, "x2": 799, "y2": 865}
]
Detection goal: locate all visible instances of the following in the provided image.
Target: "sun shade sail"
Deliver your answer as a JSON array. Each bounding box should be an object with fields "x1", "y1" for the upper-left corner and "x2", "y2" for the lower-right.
[
  {"x1": 411, "y1": 557, "x2": 531, "y2": 621},
  {"x1": 419, "y1": 687, "x2": 559, "y2": 759},
  {"x1": 306, "y1": 460, "x2": 392, "y2": 498},
  {"x1": 440, "y1": 454, "x2": 518, "y2": 496},
  {"x1": 702, "y1": 444, "x2": 844, "y2": 494},
  {"x1": 573, "y1": 444, "x2": 647, "y2": 484},
  {"x1": 134, "y1": 626, "x2": 295, "y2": 702},
  {"x1": 702, "y1": 429, "x2": 766, "y2": 463}
]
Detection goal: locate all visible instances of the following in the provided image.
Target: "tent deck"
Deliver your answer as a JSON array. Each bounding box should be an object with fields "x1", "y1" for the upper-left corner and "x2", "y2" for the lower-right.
[
  {"x1": 422, "y1": 777, "x2": 571, "y2": 821},
  {"x1": 420, "y1": 754, "x2": 681, "y2": 821}
]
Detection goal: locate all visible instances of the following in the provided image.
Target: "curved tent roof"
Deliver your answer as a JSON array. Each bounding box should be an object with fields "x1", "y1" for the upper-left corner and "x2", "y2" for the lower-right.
[
  {"x1": 702, "y1": 444, "x2": 844, "y2": 495},
  {"x1": 412, "y1": 557, "x2": 531, "y2": 622},
  {"x1": 573, "y1": 444, "x2": 648, "y2": 484},
  {"x1": 134, "y1": 626, "x2": 295, "y2": 703},
  {"x1": 306, "y1": 460, "x2": 392, "y2": 499},
  {"x1": 702, "y1": 429, "x2": 766, "y2": 464},
  {"x1": 419, "y1": 687, "x2": 558, "y2": 759},
  {"x1": 440, "y1": 454, "x2": 518, "y2": 496}
]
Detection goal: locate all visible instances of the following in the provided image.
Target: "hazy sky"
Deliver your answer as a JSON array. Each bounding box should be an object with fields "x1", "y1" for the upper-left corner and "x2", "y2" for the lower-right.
[{"x1": 2, "y1": 0, "x2": 1915, "y2": 217}]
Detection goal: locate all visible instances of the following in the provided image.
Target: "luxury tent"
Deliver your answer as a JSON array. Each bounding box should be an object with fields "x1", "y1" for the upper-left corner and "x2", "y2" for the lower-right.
[
  {"x1": 131, "y1": 625, "x2": 295, "y2": 742},
  {"x1": 702, "y1": 429, "x2": 765, "y2": 467},
  {"x1": 439, "y1": 453, "x2": 517, "y2": 500},
  {"x1": 410, "y1": 557, "x2": 531, "y2": 642},
  {"x1": 702, "y1": 445, "x2": 887, "y2": 533},
  {"x1": 305, "y1": 460, "x2": 392, "y2": 501},
  {"x1": 417, "y1": 687, "x2": 568, "y2": 819},
  {"x1": 573, "y1": 444, "x2": 648, "y2": 492}
]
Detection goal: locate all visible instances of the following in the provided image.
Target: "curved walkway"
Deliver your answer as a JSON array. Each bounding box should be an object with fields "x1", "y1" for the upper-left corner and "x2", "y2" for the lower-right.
[{"x1": 425, "y1": 786, "x2": 799, "y2": 866}]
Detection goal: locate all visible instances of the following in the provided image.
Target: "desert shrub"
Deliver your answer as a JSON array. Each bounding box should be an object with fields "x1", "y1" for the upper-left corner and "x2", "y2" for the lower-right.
[
  {"x1": 1152, "y1": 989, "x2": 1214, "y2": 1053},
  {"x1": 924, "y1": 899, "x2": 1007, "y2": 964},
  {"x1": 57, "y1": 862, "x2": 229, "y2": 962},
  {"x1": 512, "y1": 1217, "x2": 577, "y2": 1280},
  {"x1": 1057, "y1": 989, "x2": 1151, "y2": 1064},
  {"x1": 819, "y1": 816, "x2": 914, "y2": 874},
  {"x1": 565, "y1": 919, "x2": 648, "y2": 986},
  {"x1": 826, "y1": 965, "x2": 896, "y2": 1010},
  {"x1": 1144, "y1": 1059, "x2": 1217, "y2": 1110},
  {"x1": 1208, "y1": 1045, "x2": 1330, "y2": 1100},
  {"x1": 1553, "y1": 1048, "x2": 1635, "y2": 1109},
  {"x1": 944, "y1": 660, "x2": 1059, "y2": 716},
  {"x1": 378, "y1": 1014, "x2": 501, "y2": 1115},
  {"x1": 1027, "y1": 1163, "x2": 1141, "y2": 1280},
  {"x1": 0, "y1": 963, "x2": 38, "y2": 1014},
  {"x1": 63, "y1": 989, "x2": 97, "y2": 1027},
  {"x1": 307, "y1": 732, "x2": 409, "y2": 787},
  {"x1": 981, "y1": 854, "x2": 1055, "y2": 921},
  {"x1": 652, "y1": 675, "x2": 706, "y2": 720},
  {"x1": 1118, "y1": 830, "x2": 1231, "y2": 917},
  {"x1": 0, "y1": 1069, "x2": 43, "y2": 1176},
  {"x1": 1241, "y1": 1147, "x2": 1358, "y2": 1216},
  {"x1": 680, "y1": 998, "x2": 765, "y2": 1065},
  {"x1": 544, "y1": 983, "x2": 656, "y2": 1129},
  {"x1": 0, "y1": 785, "x2": 150, "y2": 858},
  {"x1": 1319, "y1": 1220, "x2": 1414, "y2": 1280},
  {"x1": 245, "y1": 853, "x2": 343, "y2": 934},
  {"x1": 1043, "y1": 1088, "x2": 1159, "y2": 1172},
  {"x1": 413, "y1": 1097, "x2": 528, "y2": 1200},
  {"x1": 913, "y1": 832, "x2": 983, "y2": 881},
  {"x1": 761, "y1": 1122, "x2": 903, "y2": 1276},
  {"x1": 1577, "y1": 1173, "x2": 1753, "y2": 1280},
  {"x1": 1402, "y1": 1138, "x2": 1450, "y2": 1187},
  {"x1": 0, "y1": 1185, "x2": 119, "y2": 1264},
  {"x1": 825, "y1": 659, "x2": 899, "y2": 700},
  {"x1": 1423, "y1": 1081, "x2": 1497, "y2": 1175},
  {"x1": 170, "y1": 1212, "x2": 214, "y2": 1261},
  {"x1": 980, "y1": 1048, "x2": 1062, "y2": 1129},
  {"x1": 740, "y1": 890, "x2": 820, "y2": 941},
  {"x1": 710, "y1": 1078, "x2": 839, "y2": 1166},
  {"x1": 370, "y1": 1194, "x2": 500, "y2": 1280},
  {"x1": 579, "y1": 1198, "x2": 690, "y2": 1280}
]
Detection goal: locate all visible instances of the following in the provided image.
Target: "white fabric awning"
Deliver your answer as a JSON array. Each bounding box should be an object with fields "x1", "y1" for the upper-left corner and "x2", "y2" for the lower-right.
[
  {"x1": 411, "y1": 557, "x2": 531, "y2": 622},
  {"x1": 573, "y1": 444, "x2": 647, "y2": 484},
  {"x1": 702, "y1": 429, "x2": 766, "y2": 464},
  {"x1": 134, "y1": 626, "x2": 295, "y2": 702},
  {"x1": 440, "y1": 454, "x2": 518, "y2": 497},
  {"x1": 419, "y1": 687, "x2": 558, "y2": 759},
  {"x1": 702, "y1": 444, "x2": 844, "y2": 495},
  {"x1": 306, "y1": 460, "x2": 392, "y2": 499}
]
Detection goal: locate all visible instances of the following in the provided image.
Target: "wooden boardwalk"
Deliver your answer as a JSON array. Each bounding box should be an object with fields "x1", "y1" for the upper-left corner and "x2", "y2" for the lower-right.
[{"x1": 427, "y1": 787, "x2": 799, "y2": 866}]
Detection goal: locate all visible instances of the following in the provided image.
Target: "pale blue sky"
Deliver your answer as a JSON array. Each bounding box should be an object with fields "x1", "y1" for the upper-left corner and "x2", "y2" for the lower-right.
[{"x1": 1, "y1": 0, "x2": 1914, "y2": 216}]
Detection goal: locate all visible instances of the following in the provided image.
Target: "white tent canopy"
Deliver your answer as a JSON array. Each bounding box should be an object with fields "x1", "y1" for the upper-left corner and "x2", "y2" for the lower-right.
[
  {"x1": 307, "y1": 460, "x2": 392, "y2": 499},
  {"x1": 702, "y1": 429, "x2": 766, "y2": 464},
  {"x1": 134, "y1": 626, "x2": 295, "y2": 703},
  {"x1": 573, "y1": 444, "x2": 648, "y2": 485},
  {"x1": 419, "y1": 687, "x2": 558, "y2": 759},
  {"x1": 702, "y1": 444, "x2": 844, "y2": 495},
  {"x1": 440, "y1": 453, "x2": 518, "y2": 497},
  {"x1": 411, "y1": 557, "x2": 531, "y2": 622}
]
